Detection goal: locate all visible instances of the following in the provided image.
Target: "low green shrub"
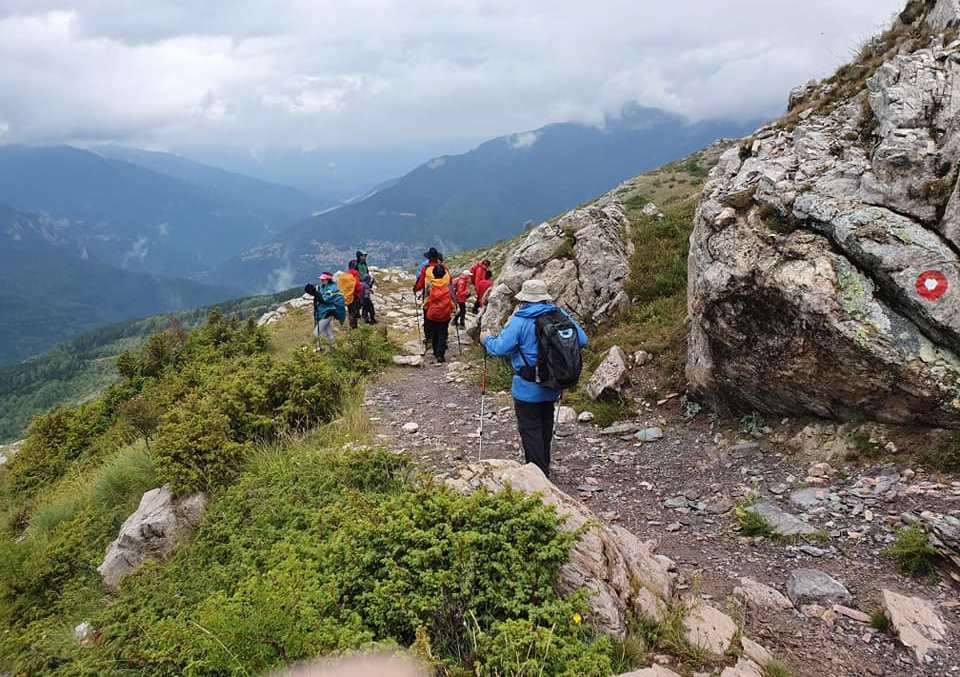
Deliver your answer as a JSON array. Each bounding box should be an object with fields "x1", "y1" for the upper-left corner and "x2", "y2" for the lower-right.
[
  {"x1": 153, "y1": 393, "x2": 252, "y2": 494},
  {"x1": 885, "y1": 524, "x2": 940, "y2": 577},
  {"x1": 326, "y1": 325, "x2": 395, "y2": 377},
  {"x1": 52, "y1": 447, "x2": 618, "y2": 676}
]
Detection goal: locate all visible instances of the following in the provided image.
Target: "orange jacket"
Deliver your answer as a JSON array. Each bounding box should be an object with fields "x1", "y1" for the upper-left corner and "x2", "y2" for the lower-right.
[{"x1": 337, "y1": 271, "x2": 357, "y2": 304}]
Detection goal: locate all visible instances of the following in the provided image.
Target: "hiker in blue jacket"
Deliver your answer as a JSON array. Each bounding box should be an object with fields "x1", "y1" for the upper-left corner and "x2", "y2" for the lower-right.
[
  {"x1": 305, "y1": 272, "x2": 345, "y2": 350},
  {"x1": 481, "y1": 279, "x2": 587, "y2": 477}
]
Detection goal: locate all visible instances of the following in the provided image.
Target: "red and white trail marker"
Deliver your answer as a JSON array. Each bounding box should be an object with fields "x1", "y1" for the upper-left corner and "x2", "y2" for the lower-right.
[{"x1": 916, "y1": 270, "x2": 949, "y2": 300}]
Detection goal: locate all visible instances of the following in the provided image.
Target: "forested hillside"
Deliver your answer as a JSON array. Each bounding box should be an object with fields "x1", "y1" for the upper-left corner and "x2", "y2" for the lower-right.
[{"x1": 0, "y1": 288, "x2": 301, "y2": 443}]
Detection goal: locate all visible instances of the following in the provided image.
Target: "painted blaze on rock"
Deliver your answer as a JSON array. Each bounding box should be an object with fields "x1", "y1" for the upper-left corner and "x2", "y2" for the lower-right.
[{"x1": 687, "y1": 0, "x2": 960, "y2": 427}]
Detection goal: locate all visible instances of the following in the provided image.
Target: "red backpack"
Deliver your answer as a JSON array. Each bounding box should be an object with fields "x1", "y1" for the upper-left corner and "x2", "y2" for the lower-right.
[{"x1": 426, "y1": 284, "x2": 454, "y2": 322}]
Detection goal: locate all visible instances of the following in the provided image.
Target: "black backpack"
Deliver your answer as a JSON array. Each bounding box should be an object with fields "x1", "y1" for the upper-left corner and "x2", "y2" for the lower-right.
[{"x1": 517, "y1": 309, "x2": 583, "y2": 391}]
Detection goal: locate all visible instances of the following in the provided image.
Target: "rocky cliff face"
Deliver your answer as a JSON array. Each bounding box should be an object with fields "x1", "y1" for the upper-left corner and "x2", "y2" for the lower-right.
[{"x1": 688, "y1": 0, "x2": 960, "y2": 426}]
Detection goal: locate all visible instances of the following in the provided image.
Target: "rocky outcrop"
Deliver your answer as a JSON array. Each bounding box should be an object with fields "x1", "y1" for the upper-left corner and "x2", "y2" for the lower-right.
[
  {"x1": 586, "y1": 345, "x2": 630, "y2": 400},
  {"x1": 98, "y1": 485, "x2": 206, "y2": 590},
  {"x1": 688, "y1": 1, "x2": 960, "y2": 427},
  {"x1": 0, "y1": 439, "x2": 23, "y2": 467},
  {"x1": 446, "y1": 459, "x2": 675, "y2": 637},
  {"x1": 477, "y1": 203, "x2": 633, "y2": 337}
]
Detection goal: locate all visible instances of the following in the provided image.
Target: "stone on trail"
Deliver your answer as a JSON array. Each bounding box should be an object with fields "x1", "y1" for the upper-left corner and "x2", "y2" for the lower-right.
[
  {"x1": 401, "y1": 340, "x2": 426, "y2": 356},
  {"x1": 746, "y1": 502, "x2": 819, "y2": 538},
  {"x1": 741, "y1": 636, "x2": 774, "y2": 668},
  {"x1": 392, "y1": 355, "x2": 424, "y2": 367},
  {"x1": 601, "y1": 421, "x2": 641, "y2": 436},
  {"x1": 635, "y1": 427, "x2": 664, "y2": 442},
  {"x1": 720, "y1": 658, "x2": 764, "y2": 677},
  {"x1": 98, "y1": 486, "x2": 206, "y2": 590},
  {"x1": 683, "y1": 599, "x2": 738, "y2": 658},
  {"x1": 447, "y1": 459, "x2": 676, "y2": 637},
  {"x1": 401, "y1": 422, "x2": 419, "y2": 434},
  {"x1": 578, "y1": 411, "x2": 595, "y2": 423},
  {"x1": 734, "y1": 577, "x2": 793, "y2": 611},
  {"x1": 789, "y1": 487, "x2": 827, "y2": 511},
  {"x1": 614, "y1": 667, "x2": 681, "y2": 677},
  {"x1": 556, "y1": 406, "x2": 578, "y2": 424},
  {"x1": 586, "y1": 345, "x2": 630, "y2": 400},
  {"x1": 786, "y1": 568, "x2": 852, "y2": 607},
  {"x1": 882, "y1": 589, "x2": 948, "y2": 663}
]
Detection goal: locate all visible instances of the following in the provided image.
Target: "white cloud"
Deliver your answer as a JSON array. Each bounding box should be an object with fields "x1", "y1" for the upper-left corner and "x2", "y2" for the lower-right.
[
  {"x1": 510, "y1": 131, "x2": 539, "y2": 150},
  {"x1": 0, "y1": 1, "x2": 906, "y2": 149},
  {"x1": 121, "y1": 236, "x2": 150, "y2": 267}
]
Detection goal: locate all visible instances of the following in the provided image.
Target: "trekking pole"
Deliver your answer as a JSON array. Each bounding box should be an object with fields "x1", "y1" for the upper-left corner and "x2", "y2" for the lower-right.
[
  {"x1": 455, "y1": 321, "x2": 463, "y2": 357},
  {"x1": 413, "y1": 293, "x2": 422, "y2": 341},
  {"x1": 478, "y1": 354, "x2": 487, "y2": 461},
  {"x1": 554, "y1": 393, "x2": 562, "y2": 469}
]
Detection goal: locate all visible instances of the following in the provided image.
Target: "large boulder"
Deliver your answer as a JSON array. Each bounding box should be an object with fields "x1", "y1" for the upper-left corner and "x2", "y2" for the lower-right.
[
  {"x1": 477, "y1": 203, "x2": 633, "y2": 337},
  {"x1": 446, "y1": 459, "x2": 675, "y2": 637},
  {"x1": 98, "y1": 485, "x2": 207, "y2": 590},
  {"x1": 688, "y1": 6, "x2": 960, "y2": 427}
]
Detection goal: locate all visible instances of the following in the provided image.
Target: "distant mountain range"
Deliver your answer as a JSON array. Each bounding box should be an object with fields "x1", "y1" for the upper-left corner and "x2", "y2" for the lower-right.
[
  {"x1": 221, "y1": 107, "x2": 759, "y2": 291},
  {"x1": 0, "y1": 204, "x2": 241, "y2": 365},
  {"x1": 0, "y1": 145, "x2": 320, "y2": 281}
]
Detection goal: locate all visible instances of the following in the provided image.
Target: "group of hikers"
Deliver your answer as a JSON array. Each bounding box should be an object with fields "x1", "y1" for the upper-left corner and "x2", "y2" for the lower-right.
[
  {"x1": 304, "y1": 247, "x2": 587, "y2": 479},
  {"x1": 414, "y1": 247, "x2": 493, "y2": 363}
]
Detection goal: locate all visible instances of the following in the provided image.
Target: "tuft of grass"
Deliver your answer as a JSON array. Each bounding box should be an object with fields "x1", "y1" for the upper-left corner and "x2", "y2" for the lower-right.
[
  {"x1": 733, "y1": 492, "x2": 775, "y2": 538},
  {"x1": 885, "y1": 524, "x2": 940, "y2": 577},
  {"x1": 738, "y1": 412, "x2": 765, "y2": 437},
  {"x1": 610, "y1": 632, "x2": 649, "y2": 673},
  {"x1": 917, "y1": 432, "x2": 960, "y2": 473},
  {"x1": 869, "y1": 609, "x2": 892, "y2": 634},
  {"x1": 763, "y1": 660, "x2": 793, "y2": 677},
  {"x1": 635, "y1": 602, "x2": 711, "y2": 671}
]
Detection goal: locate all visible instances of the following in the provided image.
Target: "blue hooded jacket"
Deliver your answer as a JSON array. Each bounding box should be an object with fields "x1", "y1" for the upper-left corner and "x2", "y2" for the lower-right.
[
  {"x1": 313, "y1": 281, "x2": 346, "y2": 322},
  {"x1": 483, "y1": 302, "x2": 588, "y2": 403}
]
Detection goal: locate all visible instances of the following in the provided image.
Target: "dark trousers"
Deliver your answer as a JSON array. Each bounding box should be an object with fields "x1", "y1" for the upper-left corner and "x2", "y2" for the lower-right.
[
  {"x1": 423, "y1": 308, "x2": 432, "y2": 343},
  {"x1": 456, "y1": 302, "x2": 467, "y2": 327},
  {"x1": 347, "y1": 300, "x2": 360, "y2": 329},
  {"x1": 514, "y1": 400, "x2": 555, "y2": 477},
  {"x1": 425, "y1": 319, "x2": 449, "y2": 360},
  {"x1": 361, "y1": 298, "x2": 376, "y2": 324}
]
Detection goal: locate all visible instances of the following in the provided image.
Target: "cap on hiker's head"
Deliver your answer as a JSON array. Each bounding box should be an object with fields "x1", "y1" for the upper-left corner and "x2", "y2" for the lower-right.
[
  {"x1": 319, "y1": 272, "x2": 333, "y2": 282},
  {"x1": 424, "y1": 247, "x2": 440, "y2": 260},
  {"x1": 515, "y1": 279, "x2": 552, "y2": 303},
  {"x1": 356, "y1": 250, "x2": 366, "y2": 258},
  {"x1": 461, "y1": 270, "x2": 471, "y2": 277}
]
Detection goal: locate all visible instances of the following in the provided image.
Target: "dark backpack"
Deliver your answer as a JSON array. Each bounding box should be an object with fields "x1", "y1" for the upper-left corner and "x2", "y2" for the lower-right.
[{"x1": 518, "y1": 310, "x2": 583, "y2": 391}]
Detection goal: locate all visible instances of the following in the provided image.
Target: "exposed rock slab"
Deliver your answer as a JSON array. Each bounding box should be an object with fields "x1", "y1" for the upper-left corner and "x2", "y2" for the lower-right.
[
  {"x1": 687, "y1": 6, "x2": 960, "y2": 427},
  {"x1": 683, "y1": 599, "x2": 738, "y2": 658},
  {"x1": 746, "y1": 502, "x2": 819, "y2": 537},
  {"x1": 734, "y1": 577, "x2": 794, "y2": 610},
  {"x1": 615, "y1": 667, "x2": 680, "y2": 677},
  {"x1": 882, "y1": 589, "x2": 948, "y2": 662},
  {"x1": 786, "y1": 568, "x2": 852, "y2": 607},
  {"x1": 98, "y1": 485, "x2": 206, "y2": 590},
  {"x1": 446, "y1": 459, "x2": 676, "y2": 637}
]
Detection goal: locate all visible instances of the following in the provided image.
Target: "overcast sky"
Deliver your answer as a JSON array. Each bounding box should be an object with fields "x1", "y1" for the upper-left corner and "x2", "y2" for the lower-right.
[{"x1": 0, "y1": 0, "x2": 905, "y2": 151}]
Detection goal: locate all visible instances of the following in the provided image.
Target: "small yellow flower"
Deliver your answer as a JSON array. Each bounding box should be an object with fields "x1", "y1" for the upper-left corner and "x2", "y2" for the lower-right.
[{"x1": 572, "y1": 612, "x2": 582, "y2": 625}]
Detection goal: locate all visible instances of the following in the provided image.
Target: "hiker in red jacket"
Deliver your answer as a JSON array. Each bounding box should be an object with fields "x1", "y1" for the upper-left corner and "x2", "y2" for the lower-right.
[
  {"x1": 475, "y1": 270, "x2": 493, "y2": 311},
  {"x1": 470, "y1": 259, "x2": 491, "y2": 313},
  {"x1": 453, "y1": 270, "x2": 472, "y2": 328}
]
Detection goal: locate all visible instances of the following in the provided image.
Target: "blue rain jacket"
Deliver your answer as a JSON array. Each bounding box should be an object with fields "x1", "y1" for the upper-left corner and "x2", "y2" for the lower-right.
[{"x1": 483, "y1": 302, "x2": 588, "y2": 403}]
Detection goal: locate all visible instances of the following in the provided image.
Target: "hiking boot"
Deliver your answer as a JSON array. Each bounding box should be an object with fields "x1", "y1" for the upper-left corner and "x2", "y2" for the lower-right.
[{"x1": 436, "y1": 356, "x2": 446, "y2": 363}]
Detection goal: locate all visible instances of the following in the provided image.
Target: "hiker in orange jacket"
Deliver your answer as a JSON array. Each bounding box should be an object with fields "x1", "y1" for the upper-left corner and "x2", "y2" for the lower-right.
[
  {"x1": 454, "y1": 270, "x2": 471, "y2": 328},
  {"x1": 338, "y1": 262, "x2": 361, "y2": 329},
  {"x1": 414, "y1": 247, "x2": 443, "y2": 344},
  {"x1": 423, "y1": 263, "x2": 455, "y2": 362}
]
